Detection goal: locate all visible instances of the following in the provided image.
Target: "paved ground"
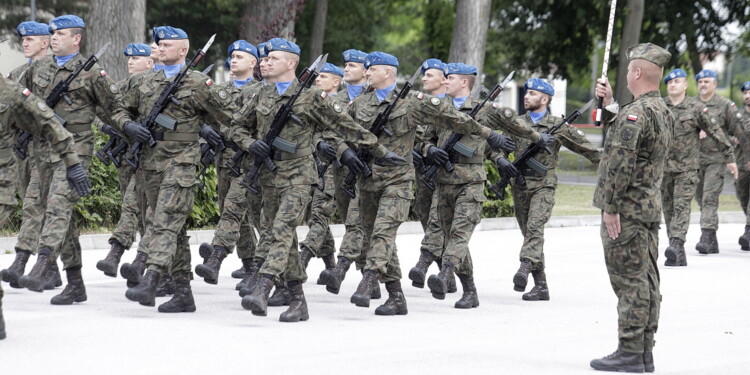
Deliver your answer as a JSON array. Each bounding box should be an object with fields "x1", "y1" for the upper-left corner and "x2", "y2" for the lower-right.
[{"x1": 1, "y1": 222, "x2": 749, "y2": 374}]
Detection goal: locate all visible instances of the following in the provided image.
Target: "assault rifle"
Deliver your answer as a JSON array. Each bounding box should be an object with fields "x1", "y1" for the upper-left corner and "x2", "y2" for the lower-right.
[{"x1": 487, "y1": 99, "x2": 595, "y2": 200}]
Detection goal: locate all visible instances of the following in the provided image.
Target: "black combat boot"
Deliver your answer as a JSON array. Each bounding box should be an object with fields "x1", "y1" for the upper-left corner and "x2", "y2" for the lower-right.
[
  {"x1": 198, "y1": 242, "x2": 212, "y2": 264},
  {"x1": 643, "y1": 351, "x2": 654, "y2": 373},
  {"x1": 316, "y1": 253, "x2": 336, "y2": 285},
  {"x1": 408, "y1": 250, "x2": 434, "y2": 288},
  {"x1": 739, "y1": 225, "x2": 750, "y2": 251},
  {"x1": 696, "y1": 228, "x2": 710, "y2": 254},
  {"x1": 238, "y1": 260, "x2": 264, "y2": 297},
  {"x1": 706, "y1": 229, "x2": 719, "y2": 254},
  {"x1": 50, "y1": 266, "x2": 87, "y2": 305},
  {"x1": 665, "y1": 238, "x2": 687, "y2": 267},
  {"x1": 299, "y1": 244, "x2": 314, "y2": 269},
  {"x1": 513, "y1": 258, "x2": 533, "y2": 292},
  {"x1": 590, "y1": 349, "x2": 646, "y2": 373},
  {"x1": 158, "y1": 277, "x2": 196, "y2": 313},
  {"x1": 322, "y1": 256, "x2": 352, "y2": 294},
  {"x1": 427, "y1": 261, "x2": 455, "y2": 300},
  {"x1": 375, "y1": 280, "x2": 408, "y2": 316},
  {"x1": 125, "y1": 269, "x2": 161, "y2": 306},
  {"x1": 241, "y1": 274, "x2": 275, "y2": 316},
  {"x1": 231, "y1": 266, "x2": 246, "y2": 279},
  {"x1": 19, "y1": 249, "x2": 52, "y2": 292},
  {"x1": 279, "y1": 281, "x2": 309, "y2": 322},
  {"x1": 43, "y1": 261, "x2": 63, "y2": 290},
  {"x1": 235, "y1": 258, "x2": 257, "y2": 292},
  {"x1": 454, "y1": 273, "x2": 479, "y2": 309},
  {"x1": 120, "y1": 251, "x2": 148, "y2": 288},
  {"x1": 371, "y1": 276, "x2": 382, "y2": 300},
  {"x1": 155, "y1": 273, "x2": 176, "y2": 297},
  {"x1": 195, "y1": 244, "x2": 228, "y2": 284},
  {"x1": 351, "y1": 270, "x2": 380, "y2": 307},
  {"x1": 1, "y1": 250, "x2": 31, "y2": 288},
  {"x1": 96, "y1": 240, "x2": 126, "y2": 277},
  {"x1": 522, "y1": 270, "x2": 550, "y2": 301},
  {"x1": 268, "y1": 279, "x2": 292, "y2": 306}
]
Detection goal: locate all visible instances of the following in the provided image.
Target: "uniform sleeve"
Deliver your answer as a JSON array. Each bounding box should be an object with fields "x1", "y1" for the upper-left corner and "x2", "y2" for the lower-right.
[
  {"x1": 698, "y1": 107, "x2": 736, "y2": 163},
  {"x1": 111, "y1": 74, "x2": 142, "y2": 132},
  {"x1": 596, "y1": 110, "x2": 643, "y2": 214},
  {"x1": 559, "y1": 125, "x2": 601, "y2": 164},
  {"x1": 416, "y1": 124, "x2": 439, "y2": 155},
  {"x1": 409, "y1": 95, "x2": 493, "y2": 139},
  {"x1": 229, "y1": 95, "x2": 259, "y2": 152},
  {"x1": 198, "y1": 81, "x2": 237, "y2": 128},
  {"x1": 481, "y1": 105, "x2": 541, "y2": 142}
]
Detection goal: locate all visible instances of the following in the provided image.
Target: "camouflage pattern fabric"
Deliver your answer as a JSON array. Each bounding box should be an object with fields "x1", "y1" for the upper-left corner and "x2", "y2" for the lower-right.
[
  {"x1": 661, "y1": 170, "x2": 699, "y2": 240},
  {"x1": 258, "y1": 185, "x2": 311, "y2": 282},
  {"x1": 300, "y1": 165, "x2": 337, "y2": 257},
  {"x1": 336, "y1": 184, "x2": 368, "y2": 269},
  {"x1": 429, "y1": 182, "x2": 484, "y2": 276},
  {"x1": 694, "y1": 163, "x2": 725, "y2": 231},
  {"x1": 732, "y1": 109, "x2": 750, "y2": 224}
]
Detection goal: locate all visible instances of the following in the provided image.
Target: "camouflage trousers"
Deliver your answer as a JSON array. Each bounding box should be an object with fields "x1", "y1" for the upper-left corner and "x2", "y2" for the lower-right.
[
  {"x1": 257, "y1": 185, "x2": 311, "y2": 283},
  {"x1": 213, "y1": 166, "x2": 258, "y2": 260},
  {"x1": 300, "y1": 165, "x2": 336, "y2": 257},
  {"x1": 141, "y1": 164, "x2": 196, "y2": 278},
  {"x1": 735, "y1": 169, "x2": 750, "y2": 225},
  {"x1": 0, "y1": 149, "x2": 17, "y2": 229},
  {"x1": 333, "y1": 164, "x2": 351, "y2": 223},
  {"x1": 661, "y1": 170, "x2": 699, "y2": 240},
  {"x1": 695, "y1": 163, "x2": 724, "y2": 230},
  {"x1": 337, "y1": 183, "x2": 368, "y2": 270},
  {"x1": 110, "y1": 164, "x2": 145, "y2": 249},
  {"x1": 512, "y1": 184, "x2": 556, "y2": 271},
  {"x1": 14, "y1": 155, "x2": 41, "y2": 255},
  {"x1": 600, "y1": 217, "x2": 661, "y2": 353},
  {"x1": 361, "y1": 182, "x2": 413, "y2": 283},
  {"x1": 420, "y1": 201, "x2": 444, "y2": 260},
  {"x1": 420, "y1": 182, "x2": 483, "y2": 277},
  {"x1": 412, "y1": 169, "x2": 434, "y2": 231}
]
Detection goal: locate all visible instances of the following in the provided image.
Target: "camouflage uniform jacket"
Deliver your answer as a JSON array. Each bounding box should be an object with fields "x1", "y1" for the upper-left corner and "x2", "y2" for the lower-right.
[
  {"x1": 594, "y1": 91, "x2": 672, "y2": 223},
  {"x1": 664, "y1": 96, "x2": 734, "y2": 173},
  {"x1": 112, "y1": 67, "x2": 236, "y2": 171},
  {"x1": 230, "y1": 79, "x2": 388, "y2": 188},
  {"x1": 21, "y1": 53, "x2": 119, "y2": 163},
  {"x1": 698, "y1": 93, "x2": 748, "y2": 165},
  {"x1": 508, "y1": 111, "x2": 601, "y2": 190},
  {"x1": 731, "y1": 107, "x2": 750, "y2": 171},
  {"x1": 0, "y1": 77, "x2": 80, "y2": 167},
  {"x1": 7, "y1": 62, "x2": 32, "y2": 83},
  {"x1": 214, "y1": 80, "x2": 262, "y2": 170},
  {"x1": 350, "y1": 89, "x2": 495, "y2": 192}
]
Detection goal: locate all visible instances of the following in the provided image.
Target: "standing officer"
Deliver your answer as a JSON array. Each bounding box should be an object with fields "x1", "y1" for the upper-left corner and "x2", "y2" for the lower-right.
[
  {"x1": 661, "y1": 68, "x2": 735, "y2": 266},
  {"x1": 507, "y1": 78, "x2": 600, "y2": 300},
  {"x1": 1, "y1": 21, "x2": 52, "y2": 288},
  {"x1": 16, "y1": 15, "x2": 117, "y2": 305},
  {"x1": 694, "y1": 69, "x2": 743, "y2": 254},
  {"x1": 590, "y1": 43, "x2": 672, "y2": 373},
  {"x1": 114, "y1": 26, "x2": 237, "y2": 312},
  {"x1": 735, "y1": 82, "x2": 750, "y2": 250}
]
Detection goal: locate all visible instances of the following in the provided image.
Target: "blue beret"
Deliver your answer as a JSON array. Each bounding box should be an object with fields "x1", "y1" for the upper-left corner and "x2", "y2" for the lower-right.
[
  {"x1": 421, "y1": 58, "x2": 445, "y2": 75},
  {"x1": 265, "y1": 38, "x2": 301, "y2": 55},
  {"x1": 153, "y1": 26, "x2": 188, "y2": 44},
  {"x1": 695, "y1": 69, "x2": 718, "y2": 81},
  {"x1": 17, "y1": 21, "x2": 51, "y2": 37},
  {"x1": 524, "y1": 78, "x2": 555, "y2": 96},
  {"x1": 445, "y1": 62, "x2": 477, "y2": 76},
  {"x1": 123, "y1": 43, "x2": 151, "y2": 57},
  {"x1": 663, "y1": 68, "x2": 687, "y2": 84},
  {"x1": 342, "y1": 49, "x2": 367, "y2": 64},
  {"x1": 224, "y1": 57, "x2": 231, "y2": 69},
  {"x1": 49, "y1": 15, "x2": 85, "y2": 31},
  {"x1": 741, "y1": 81, "x2": 750, "y2": 92},
  {"x1": 257, "y1": 42, "x2": 268, "y2": 58},
  {"x1": 228, "y1": 40, "x2": 258, "y2": 60},
  {"x1": 321, "y1": 63, "x2": 344, "y2": 77},
  {"x1": 364, "y1": 52, "x2": 399, "y2": 69}
]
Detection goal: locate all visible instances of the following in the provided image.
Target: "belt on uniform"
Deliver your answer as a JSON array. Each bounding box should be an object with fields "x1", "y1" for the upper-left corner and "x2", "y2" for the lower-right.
[
  {"x1": 455, "y1": 155, "x2": 484, "y2": 164},
  {"x1": 66, "y1": 124, "x2": 91, "y2": 133},
  {"x1": 152, "y1": 131, "x2": 199, "y2": 142},
  {"x1": 271, "y1": 145, "x2": 313, "y2": 161}
]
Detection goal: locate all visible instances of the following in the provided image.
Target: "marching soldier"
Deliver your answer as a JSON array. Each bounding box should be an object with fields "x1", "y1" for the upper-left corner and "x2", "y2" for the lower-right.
[{"x1": 735, "y1": 81, "x2": 750, "y2": 251}]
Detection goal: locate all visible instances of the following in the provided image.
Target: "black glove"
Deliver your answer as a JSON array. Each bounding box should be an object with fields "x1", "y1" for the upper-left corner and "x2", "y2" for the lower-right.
[
  {"x1": 249, "y1": 139, "x2": 271, "y2": 158},
  {"x1": 496, "y1": 157, "x2": 519, "y2": 178},
  {"x1": 412, "y1": 149, "x2": 424, "y2": 169},
  {"x1": 379, "y1": 151, "x2": 408, "y2": 166},
  {"x1": 200, "y1": 124, "x2": 224, "y2": 149},
  {"x1": 200, "y1": 143, "x2": 216, "y2": 165},
  {"x1": 539, "y1": 133, "x2": 555, "y2": 148},
  {"x1": 316, "y1": 141, "x2": 337, "y2": 161},
  {"x1": 427, "y1": 146, "x2": 449, "y2": 165},
  {"x1": 101, "y1": 124, "x2": 121, "y2": 138},
  {"x1": 123, "y1": 121, "x2": 152, "y2": 143},
  {"x1": 487, "y1": 132, "x2": 515, "y2": 153},
  {"x1": 66, "y1": 163, "x2": 92, "y2": 197},
  {"x1": 340, "y1": 148, "x2": 366, "y2": 174}
]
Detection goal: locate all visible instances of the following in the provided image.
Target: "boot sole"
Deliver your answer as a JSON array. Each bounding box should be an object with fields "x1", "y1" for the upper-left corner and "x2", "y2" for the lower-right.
[
  {"x1": 158, "y1": 305, "x2": 197, "y2": 313},
  {"x1": 590, "y1": 361, "x2": 645, "y2": 373},
  {"x1": 408, "y1": 268, "x2": 425, "y2": 288},
  {"x1": 454, "y1": 301, "x2": 479, "y2": 309},
  {"x1": 279, "y1": 313, "x2": 309, "y2": 322},
  {"x1": 51, "y1": 294, "x2": 87, "y2": 305},
  {"x1": 513, "y1": 273, "x2": 528, "y2": 292},
  {"x1": 522, "y1": 294, "x2": 550, "y2": 301},
  {"x1": 375, "y1": 307, "x2": 408, "y2": 316},
  {"x1": 350, "y1": 293, "x2": 371, "y2": 307},
  {"x1": 125, "y1": 289, "x2": 155, "y2": 306},
  {"x1": 241, "y1": 296, "x2": 268, "y2": 316},
  {"x1": 96, "y1": 261, "x2": 118, "y2": 277},
  {"x1": 194, "y1": 264, "x2": 218, "y2": 281}
]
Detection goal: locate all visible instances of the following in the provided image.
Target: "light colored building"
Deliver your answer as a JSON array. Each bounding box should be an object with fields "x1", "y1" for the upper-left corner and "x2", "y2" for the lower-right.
[{"x1": 1, "y1": 39, "x2": 28, "y2": 77}]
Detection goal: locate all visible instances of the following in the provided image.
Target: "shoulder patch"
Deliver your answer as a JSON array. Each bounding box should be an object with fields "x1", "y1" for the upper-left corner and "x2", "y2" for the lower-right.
[
  {"x1": 333, "y1": 102, "x2": 343, "y2": 113},
  {"x1": 430, "y1": 97, "x2": 441, "y2": 106},
  {"x1": 218, "y1": 89, "x2": 228, "y2": 100},
  {"x1": 621, "y1": 127, "x2": 634, "y2": 141},
  {"x1": 109, "y1": 84, "x2": 119, "y2": 94},
  {"x1": 737, "y1": 112, "x2": 743, "y2": 119},
  {"x1": 100, "y1": 70, "x2": 107, "y2": 77},
  {"x1": 37, "y1": 101, "x2": 48, "y2": 111},
  {"x1": 417, "y1": 92, "x2": 424, "y2": 100},
  {"x1": 205, "y1": 78, "x2": 213, "y2": 86},
  {"x1": 576, "y1": 128, "x2": 585, "y2": 136},
  {"x1": 503, "y1": 108, "x2": 513, "y2": 118},
  {"x1": 626, "y1": 114, "x2": 638, "y2": 122}
]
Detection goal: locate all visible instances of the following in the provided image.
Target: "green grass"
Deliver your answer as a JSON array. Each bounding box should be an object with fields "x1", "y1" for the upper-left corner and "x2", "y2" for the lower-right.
[{"x1": 552, "y1": 184, "x2": 743, "y2": 216}]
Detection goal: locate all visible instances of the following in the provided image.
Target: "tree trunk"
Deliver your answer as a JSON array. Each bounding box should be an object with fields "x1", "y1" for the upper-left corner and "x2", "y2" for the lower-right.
[
  {"x1": 685, "y1": 31, "x2": 704, "y2": 75},
  {"x1": 308, "y1": 0, "x2": 328, "y2": 65},
  {"x1": 242, "y1": 0, "x2": 305, "y2": 44},
  {"x1": 87, "y1": 0, "x2": 146, "y2": 82},
  {"x1": 614, "y1": 0, "x2": 644, "y2": 103},
  {"x1": 448, "y1": 0, "x2": 492, "y2": 84}
]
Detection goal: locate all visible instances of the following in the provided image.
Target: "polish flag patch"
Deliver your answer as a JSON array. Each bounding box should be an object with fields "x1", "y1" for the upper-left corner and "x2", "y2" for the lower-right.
[
  {"x1": 703, "y1": 107, "x2": 709, "y2": 113},
  {"x1": 205, "y1": 78, "x2": 213, "y2": 86},
  {"x1": 100, "y1": 70, "x2": 107, "y2": 76},
  {"x1": 22, "y1": 88, "x2": 31, "y2": 96},
  {"x1": 626, "y1": 114, "x2": 638, "y2": 122},
  {"x1": 321, "y1": 91, "x2": 327, "y2": 98},
  {"x1": 417, "y1": 92, "x2": 424, "y2": 100}
]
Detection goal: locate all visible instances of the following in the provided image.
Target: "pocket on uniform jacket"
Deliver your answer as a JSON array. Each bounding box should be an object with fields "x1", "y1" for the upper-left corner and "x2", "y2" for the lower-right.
[
  {"x1": 387, "y1": 108, "x2": 410, "y2": 137},
  {"x1": 601, "y1": 219, "x2": 647, "y2": 276},
  {"x1": 163, "y1": 164, "x2": 196, "y2": 188}
]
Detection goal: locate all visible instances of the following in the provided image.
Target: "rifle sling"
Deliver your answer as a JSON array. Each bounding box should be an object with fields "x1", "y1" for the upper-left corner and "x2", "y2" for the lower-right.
[
  {"x1": 454, "y1": 155, "x2": 484, "y2": 164},
  {"x1": 271, "y1": 145, "x2": 313, "y2": 161},
  {"x1": 153, "y1": 131, "x2": 200, "y2": 142}
]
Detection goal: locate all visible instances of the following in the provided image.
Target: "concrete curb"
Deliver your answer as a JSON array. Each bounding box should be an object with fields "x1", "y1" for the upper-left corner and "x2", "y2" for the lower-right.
[{"x1": 1, "y1": 211, "x2": 745, "y2": 253}]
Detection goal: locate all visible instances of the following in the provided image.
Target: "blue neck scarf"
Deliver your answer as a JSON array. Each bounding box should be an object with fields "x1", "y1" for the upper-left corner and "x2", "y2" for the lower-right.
[
  {"x1": 275, "y1": 81, "x2": 293, "y2": 96},
  {"x1": 154, "y1": 64, "x2": 166, "y2": 71},
  {"x1": 452, "y1": 95, "x2": 468, "y2": 109},
  {"x1": 529, "y1": 110, "x2": 547, "y2": 124},
  {"x1": 347, "y1": 84, "x2": 364, "y2": 101},
  {"x1": 233, "y1": 77, "x2": 252, "y2": 89},
  {"x1": 435, "y1": 93, "x2": 446, "y2": 99},
  {"x1": 375, "y1": 83, "x2": 397, "y2": 103},
  {"x1": 55, "y1": 53, "x2": 78, "y2": 67},
  {"x1": 156, "y1": 63, "x2": 185, "y2": 79}
]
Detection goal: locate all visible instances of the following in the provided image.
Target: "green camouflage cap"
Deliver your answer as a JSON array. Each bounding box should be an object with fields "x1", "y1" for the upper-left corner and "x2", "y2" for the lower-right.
[{"x1": 627, "y1": 43, "x2": 671, "y2": 67}]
